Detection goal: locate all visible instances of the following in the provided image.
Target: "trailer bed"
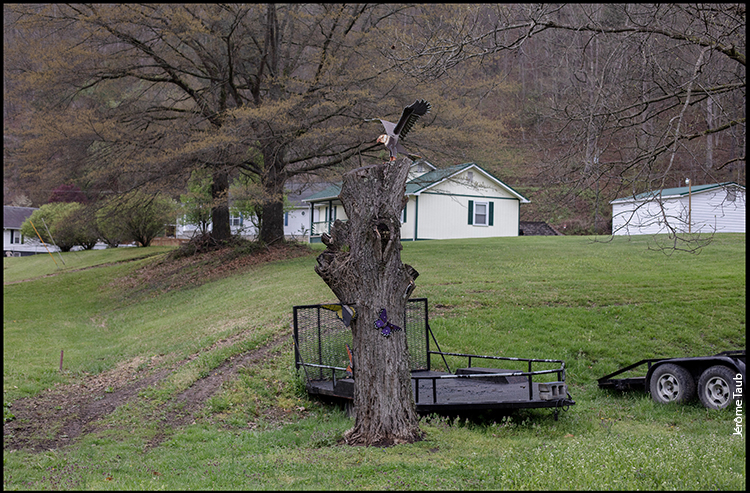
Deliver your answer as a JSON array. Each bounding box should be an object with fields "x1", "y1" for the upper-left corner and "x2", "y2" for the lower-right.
[
  {"x1": 306, "y1": 369, "x2": 572, "y2": 414},
  {"x1": 294, "y1": 298, "x2": 574, "y2": 417}
]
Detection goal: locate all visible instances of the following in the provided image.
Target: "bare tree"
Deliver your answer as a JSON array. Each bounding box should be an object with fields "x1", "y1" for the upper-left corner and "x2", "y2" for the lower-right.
[
  {"x1": 388, "y1": 4, "x2": 746, "y2": 245},
  {"x1": 4, "y1": 4, "x2": 424, "y2": 243}
]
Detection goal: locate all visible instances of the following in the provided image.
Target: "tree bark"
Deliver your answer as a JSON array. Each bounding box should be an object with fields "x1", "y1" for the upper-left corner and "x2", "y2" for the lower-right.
[
  {"x1": 211, "y1": 168, "x2": 232, "y2": 242},
  {"x1": 259, "y1": 155, "x2": 287, "y2": 244},
  {"x1": 315, "y1": 157, "x2": 422, "y2": 446},
  {"x1": 259, "y1": 199, "x2": 285, "y2": 244}
]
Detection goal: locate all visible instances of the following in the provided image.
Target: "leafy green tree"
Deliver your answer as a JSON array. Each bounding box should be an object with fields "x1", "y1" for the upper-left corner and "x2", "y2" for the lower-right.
[
  {"x1": 180, "y1": 169, "x2": 214, "y2": 236},
  {"x1": 20, "y1": 202, "x2": 88, "y2": 252},
  {"x1": 95, "y1": 199, "x2": 132, "y2": 248},
  {"x1": 111, "y1": 191, "x2": 178, "y2": 247},
  {"x1": 68, "y1": 204, "x2": 100, "y2": 250},
  {"x1": 3, "y1": 5, "x2": 418, "y2": 243}
]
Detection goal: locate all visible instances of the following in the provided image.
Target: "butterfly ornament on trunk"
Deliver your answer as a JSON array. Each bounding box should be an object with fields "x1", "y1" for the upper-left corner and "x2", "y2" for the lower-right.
[{"x1": 374, "y1": 308, "x2": 402, "y2": 337}]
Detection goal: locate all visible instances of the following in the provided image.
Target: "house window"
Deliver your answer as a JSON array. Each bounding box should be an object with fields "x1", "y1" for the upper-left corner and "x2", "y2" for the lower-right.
[
  {"x1": 468, "y1": 200, "x2": 494, "y2": 226},
  {"x1": 727, "y1": 189, "x2": 736, "y2": 202},
  {"x1": 284, "y1": 212, "x2": 289, "y2": 227},
  {"x1": 467, "y1": 171, "x2": 474, "y2": 183},
  {"x1": 10, "y1": 230, "x2": 21, "y2": 244},
  {"x1": 230, "y1": 216, "x2": 242, "y2": 227},
  {"x1": 475, "y1": 202, "x2": 488, "y2": 225}
]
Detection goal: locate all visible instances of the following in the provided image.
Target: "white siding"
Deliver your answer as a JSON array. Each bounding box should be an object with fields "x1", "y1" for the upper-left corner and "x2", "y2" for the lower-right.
[
  {"x1": 3, "y1": 229, "x2": 60, "y2": 255},
  {"x1": 400, "y1": 197, "x2": 416, "y2": 240},
  {"x1": 406, "y1": 169, "x2": 520, "y2": 240},
  {"x1": 283, "y1": 207, "x2": 311, "y2": 239},
  {"x1": 612, "y1": 186, "x2": 745, "y2": 235},
  {"x1": 691, "y1": 186, "x2": 745, "y2": 233},
  {"x1": 176, "y1": 206, "x2": 315, "y2": 240}
]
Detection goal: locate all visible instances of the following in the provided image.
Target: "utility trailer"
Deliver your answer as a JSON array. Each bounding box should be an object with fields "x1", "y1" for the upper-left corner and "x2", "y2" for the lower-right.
[
  {"x1": 598, "y1": 350, "x2": 745, "y2": 409},
  {"x1": 293, "y1": 298, "x2": 575, "y2": 419}
]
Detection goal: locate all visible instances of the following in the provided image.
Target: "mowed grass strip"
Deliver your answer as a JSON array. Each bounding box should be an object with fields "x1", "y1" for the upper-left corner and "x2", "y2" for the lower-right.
[{"x1": 3, "y1": 234, "x2": 745, "y2": 490}]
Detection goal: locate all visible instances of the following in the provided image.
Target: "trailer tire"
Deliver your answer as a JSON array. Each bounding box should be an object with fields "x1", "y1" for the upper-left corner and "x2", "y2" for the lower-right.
[
  {"x1": 650, "y1": 363, "x2": 696, "y2": 404},
  {"x1": 697, "y1": 365, "x2": 736, "y2": 410}
]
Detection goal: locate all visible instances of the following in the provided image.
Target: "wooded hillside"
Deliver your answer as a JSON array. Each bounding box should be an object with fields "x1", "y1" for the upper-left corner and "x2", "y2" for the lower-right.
[{"x1": 4, "y1": 4, "x2": 745, "y2": 237}]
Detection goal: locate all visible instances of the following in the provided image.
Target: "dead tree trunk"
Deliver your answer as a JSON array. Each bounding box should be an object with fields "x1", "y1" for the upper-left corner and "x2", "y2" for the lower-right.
[{"x1": 314, "y1": 157, "x2": 422, "y2": 446}]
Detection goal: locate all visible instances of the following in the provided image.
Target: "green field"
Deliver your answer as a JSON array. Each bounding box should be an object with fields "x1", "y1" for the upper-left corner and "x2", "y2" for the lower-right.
[{"x1": 3, "y1": 234, "x2": 746, "y2": 490}]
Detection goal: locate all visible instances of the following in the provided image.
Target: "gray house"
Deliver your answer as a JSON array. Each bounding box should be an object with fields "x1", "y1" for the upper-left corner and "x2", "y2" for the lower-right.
[{"x1": 3, "y1": 206, "x2": 55, "y2": 256}]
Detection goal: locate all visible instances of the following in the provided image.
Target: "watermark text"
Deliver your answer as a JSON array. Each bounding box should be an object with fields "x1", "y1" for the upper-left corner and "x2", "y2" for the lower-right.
[{"x1": 733, "y1": 373, "x2": 743, "y2": 437}]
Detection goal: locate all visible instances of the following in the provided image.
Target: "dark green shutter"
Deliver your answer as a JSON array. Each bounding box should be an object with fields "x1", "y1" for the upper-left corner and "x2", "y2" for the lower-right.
[
  {"x1": 489, "y1": 202, "x2": 494, "y2": 226},
  {"x1": 468, "y1": 200, "x2": 474, "y2": 225}
]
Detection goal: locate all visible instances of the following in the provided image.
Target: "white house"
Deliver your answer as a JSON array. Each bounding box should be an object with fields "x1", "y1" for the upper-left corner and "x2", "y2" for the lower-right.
[
  {"x1": 303, "y1": 160, "x2": 530, "y2": 242},
  {"x1": 3, "y1": 206, "x2": 59, "y2": 256},
  {"x1": 610, "y1": 182, "x2": 745, "y2": 235},
  {"x1": 174, "y1": 183, "x2": 328, "y2": 241}
]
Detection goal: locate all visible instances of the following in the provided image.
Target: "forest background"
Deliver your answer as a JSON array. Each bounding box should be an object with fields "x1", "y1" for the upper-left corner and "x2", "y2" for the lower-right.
[{"x1": 3, "y1": 4, "x2": 746, "y2": 239}]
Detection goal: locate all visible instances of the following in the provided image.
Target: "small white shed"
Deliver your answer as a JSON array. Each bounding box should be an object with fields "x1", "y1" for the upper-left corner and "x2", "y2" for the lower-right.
[{"x1": 610, "y1": 182, "x2": 745, "y2": 235}]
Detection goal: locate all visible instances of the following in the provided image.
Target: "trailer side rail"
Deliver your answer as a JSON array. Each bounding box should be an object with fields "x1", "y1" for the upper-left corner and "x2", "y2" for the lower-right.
[{"x1": 425, "y1": 351, "x2": 566, "y2": 401}]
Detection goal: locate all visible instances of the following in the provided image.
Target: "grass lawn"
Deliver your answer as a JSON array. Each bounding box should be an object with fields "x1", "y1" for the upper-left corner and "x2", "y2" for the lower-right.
[{"x1": 3, "y1": 234, "x2": 745, "y2": 490}]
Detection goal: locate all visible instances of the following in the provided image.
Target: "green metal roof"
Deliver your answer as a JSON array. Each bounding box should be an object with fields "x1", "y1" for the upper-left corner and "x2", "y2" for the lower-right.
[
  {"x1": 302, "y1": 182, "x2": 344, "y2": 202},
  {"x1": 303, "y1": 161, "x2": 530, "y2": 204},
  {"x1": 404, "y1": 162, "x2": 471, "y2": 194},
  {"x1": 611, "y1": 182, "x2": 744, "y2": 204}
]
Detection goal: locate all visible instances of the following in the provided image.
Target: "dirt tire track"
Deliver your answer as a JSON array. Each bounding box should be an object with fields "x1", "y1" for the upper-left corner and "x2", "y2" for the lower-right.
[
  {"x1": 147, "y1": 334, "x2": 289, "y2": 441},
  {"x1": 5, "y1": 242, "x2": 312, "y2": 453},
  {"x1": 3, "y1": 334, "x2": 288, "y2": 453}
]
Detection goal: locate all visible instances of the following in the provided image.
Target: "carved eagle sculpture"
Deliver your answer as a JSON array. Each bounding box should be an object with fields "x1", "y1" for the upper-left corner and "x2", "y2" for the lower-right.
[{"x1": 373, "y1": 99, "x2": 431, "y2": 161}]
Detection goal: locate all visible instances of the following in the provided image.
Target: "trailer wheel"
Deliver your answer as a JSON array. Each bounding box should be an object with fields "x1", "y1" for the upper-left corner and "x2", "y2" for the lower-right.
[
  {"x1": 650, "y1": 363, "x2": 696, "y2": 404},
  {"x1": 697, "y1": 365, "x2": 736, "y2": 410}
]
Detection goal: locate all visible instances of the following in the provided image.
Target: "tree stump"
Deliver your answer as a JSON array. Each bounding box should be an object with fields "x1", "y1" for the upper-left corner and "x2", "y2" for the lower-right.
[{"x1": 314, "y1": 157, "x2": 422, "y2": 446}]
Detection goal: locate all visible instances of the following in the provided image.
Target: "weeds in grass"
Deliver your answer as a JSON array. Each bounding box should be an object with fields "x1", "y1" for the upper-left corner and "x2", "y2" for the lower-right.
[
  {"x1": 4, "y1": 235, "x2": 745, "y2": 490},
  {"x1": 2, "y1": 398, "x2": 17, "y2": 418}
]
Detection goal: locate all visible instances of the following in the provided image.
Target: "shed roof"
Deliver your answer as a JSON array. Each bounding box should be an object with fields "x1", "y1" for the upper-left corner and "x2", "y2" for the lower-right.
[
  {"x1": 610, "y1": 182, "x2": 744, "y2": 204},
  {"x1": 3, "y1": 206, "x2": 37, "y2": 230}
]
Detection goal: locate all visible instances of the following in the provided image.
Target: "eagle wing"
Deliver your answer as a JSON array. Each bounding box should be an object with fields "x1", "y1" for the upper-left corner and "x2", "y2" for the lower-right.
[
  {"x1": 379, "y1": 119, "x2": 397, "y2": 137},
  {"x1": 392, "y1": 99, "x2": 431, "y2": 140}
]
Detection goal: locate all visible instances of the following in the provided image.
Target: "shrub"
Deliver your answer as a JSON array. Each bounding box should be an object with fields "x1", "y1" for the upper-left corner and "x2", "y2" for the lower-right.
[
  {"x1": 98, "y1": 191, "x2": 179, "y2": 247},
  {"x1": 20, "y1": 202, "x2": 95, "y2": 252}
]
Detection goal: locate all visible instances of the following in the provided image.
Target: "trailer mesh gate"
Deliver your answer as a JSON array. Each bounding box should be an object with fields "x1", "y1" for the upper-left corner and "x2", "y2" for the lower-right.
[{"x1": 293, "y1": 298, "x2": 430, "y2": 381}]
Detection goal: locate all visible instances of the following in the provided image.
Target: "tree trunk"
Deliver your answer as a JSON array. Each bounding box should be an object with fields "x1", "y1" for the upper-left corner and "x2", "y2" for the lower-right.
[
  {"x1": 259, "y1": 199, "x2": 285, "y2": 244},
  {"x1": 258, "y1": 160, "x2": 286, "y2": 244},
  {"x1": 211, "y1": 168, "x2": 231, "y2": 242},
  {"x1": 315, "y1": 157, "x2": 422, "y2": 446}
]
